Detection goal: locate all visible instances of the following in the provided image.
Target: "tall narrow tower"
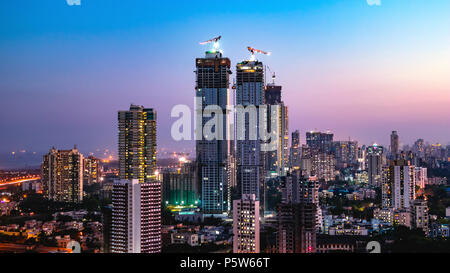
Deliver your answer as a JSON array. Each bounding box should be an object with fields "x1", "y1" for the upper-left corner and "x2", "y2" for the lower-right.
[
  {"x1": 195, "y1": 48, "x2": 232, "y2": 215},
  {"x1": 367, "y1": 144, "x2": 384, "y2": 187},
  {"x1": 118, "y1": 105, "x2": 157, "y2": 182},
  {"x1": 235, "y1": 60, "x2": 265, "y2": 200},
  {"x1": 265, "y1": 82, "x2": 289, "y2": 177},
  {"x1": 290, "y1": 130, "x2": 301, "y2": 170},
  {"x1": 390, "y1": 131, "x2": 399, "y2": 159},
  {"x1": 115, "y1": 104, "x2": 161, "y2": 253}
]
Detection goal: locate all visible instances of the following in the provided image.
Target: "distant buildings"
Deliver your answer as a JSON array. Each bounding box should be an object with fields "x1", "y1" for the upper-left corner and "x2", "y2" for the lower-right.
[
  {"x1": 289, "y1": 130, "x2": 301, "y2": 170},
  {"x1": 366, "y1": 144, "x2": 384, "y2": 187},
  {"x1": 83, "y1": 156, "x2": 101, "y2": 185},
  {"x1": 311, "y1": 153, "x2": 335, "y2": 182},
  {"x1": 386, "y1": 159, "x2": 416, "y2": 210},
  {"x1": 233, "y1": 194, "x2": 260, "y2": 253},
  {"x1": 390, "y1": 131, "x2": 400, "y2": 159},
  {"x1": 306, "y1": 131, "x2": 333, "y2": 154},
  {"x1": 332, "y1": 141, "x2": 358, "y2": 169},
  {"x1": 414, "y1": 167, "x2": 428, "y2": 189},
  {"x1": 41, "y1": 146, "x2": 83, "y2": 203},
  {"x1": 410, "y1": 199, "x2": 429, "y2": 234}
]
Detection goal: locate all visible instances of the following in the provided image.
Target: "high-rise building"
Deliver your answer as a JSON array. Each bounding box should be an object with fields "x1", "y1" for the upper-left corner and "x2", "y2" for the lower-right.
[
  {"x1": 83, "y1": 156, "x2": 101, "y2": 185},
  {"x1": 411, "y1": 199, "x2": 429, "y2": 235},
  {"x1": 357, "y1": 145, "x2": 367, "y2": 171},
  {"x1": 115, "y1": 104, "x2": 161, "y2": 253},
  {"x1": 412, "y1": 139, "x2": 425, "y2": 159},
  {"x1": 162, "y1": 160, "x2": 198, "y2": 207},
  {"x1": 195, "y1": 50, "x2": 232, "y2": 214},
  {"x1": 332, "y1": 141, "x2": 358, "y2": 169},
  {"x1": 390, "y1": 131, "x2": 399, "y2": 159},
  {"x1": 289, "y1": 130, "x2": 301, "y2": 170},
  {"x1": 367, "y1": 144, "x2": 384, "y2": 187},
  {"x1": 118, "y1": 105, "x2": 157, "y2": 182},
  {"x1": 446, "y1": 145, "x2": 450, "y2": 162},
  {"x1": 300, "y1": 145, "x2": 313, "y2": 177},
  {"x1": 41, "y1": 146, "x2": 83, "y2": 203},
  {"x1": 265, "y1": 83, "x2": 289, "y2": 177},
  {"x1": 386, "y1": 159, "x2": 416, "y2": 210},
  {"x1": 414, "y1": 167, "x2": 428, "y2": 189},
  {"x1": 306, "y1": 131, "x2": 333, "y2": 154},
  {"x1": 236, "y1": 60, "x2": 265, "y2": 201},
  {"x1": 276, "y1": 202, "x2": 316, "y2": 253},
  {"x1": 298, "y1": 176, "x2": 322, "y2": 232},
  {"x1": 233, "y1": 194, "x2": 260, "y2": 253},
  {"x1": 277, "y1": 172, "x2": 317, "y2": 253},
  {"x1": 111, "y1": 179, "x2": 161, "y2": 253},
  {"x1": 311, "y1": 153, "x2": 335, "y2": 182}
]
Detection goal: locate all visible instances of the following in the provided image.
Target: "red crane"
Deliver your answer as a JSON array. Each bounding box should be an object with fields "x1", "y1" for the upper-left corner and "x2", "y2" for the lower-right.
[{"x1": 247, "y1": 46, "x2": 271, "y2": 56}]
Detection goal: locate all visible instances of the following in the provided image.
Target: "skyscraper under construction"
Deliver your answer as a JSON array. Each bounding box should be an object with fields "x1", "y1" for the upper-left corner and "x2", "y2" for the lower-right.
[
  {"x1": 195, "y1": 48, "x2": 232, "y2": 214},
  {"x1": 235, "y1": 59, "x2": 265, "y2": 201}
]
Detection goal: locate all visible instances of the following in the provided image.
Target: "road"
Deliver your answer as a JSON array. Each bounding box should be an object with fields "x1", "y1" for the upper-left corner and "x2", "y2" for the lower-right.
[{"x1": 0, "y1": 176, "x2": 40, "y2": 186}]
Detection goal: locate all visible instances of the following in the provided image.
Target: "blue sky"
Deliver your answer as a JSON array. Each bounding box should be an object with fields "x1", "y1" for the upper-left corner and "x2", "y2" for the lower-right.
[{"x1": 1, "y1": 0, "x2": 449, "y2": 159}]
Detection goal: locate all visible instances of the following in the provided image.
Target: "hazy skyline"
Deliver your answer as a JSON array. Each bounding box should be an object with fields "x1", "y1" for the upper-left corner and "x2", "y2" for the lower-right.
[{"x1": 1, "y1": 0, "x2": 449, "y2": 158}]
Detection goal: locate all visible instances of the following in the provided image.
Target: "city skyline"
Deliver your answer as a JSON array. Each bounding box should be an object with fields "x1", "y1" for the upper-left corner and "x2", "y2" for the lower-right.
[
  {"x1": 1, "y1": 0, "x2": 450, "y2": 157},
  {"x1": 1, "y1": 1, "x2": 450, "y2": 257}
]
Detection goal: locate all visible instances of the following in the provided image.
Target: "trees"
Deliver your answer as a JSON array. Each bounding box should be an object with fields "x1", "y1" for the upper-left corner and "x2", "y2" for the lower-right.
[{"x1": 390, "y1": 226, "x2": 450, "y2": 253}]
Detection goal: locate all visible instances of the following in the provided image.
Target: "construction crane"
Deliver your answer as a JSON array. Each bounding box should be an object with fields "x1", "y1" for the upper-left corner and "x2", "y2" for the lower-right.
[
  {"x1": 247, "y1": 46, "x2": 271, "y2": 61},
  {"x1": 265, "y1": 65, "x2": 276, "y2": 85},
  {"x1": 199, "y1": 35, "x2": 222, "y2": 52},
  {"x1": 199, "y1": 35, "x2": 222, "y2": 45}
]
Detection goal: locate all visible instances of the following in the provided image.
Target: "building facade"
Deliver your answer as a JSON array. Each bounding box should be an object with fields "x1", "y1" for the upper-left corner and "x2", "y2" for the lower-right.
[
  {"x1": 111, "y1": 179, "x2": 161, "y2": 253},
  {"x1": 306, "y1": 131, "x2": 333, "y2": 154},
  {"x1": 264, "y1": 83, "x2": 289, "y2": 177},
  {"x1": 289, "y1": 130, "x2": 301, "y2": 170},
  {"x1": 387, "y1": 159, "x2": 416, "y2": 210},
  {"x1": 367, "y1": 144, "x2": 384, "y2": 187},
  {"x1": 162, "y1": 161, "x2": 198, "y2": 207},
  {"x1": 233, "y1": 194, "x2": 260, "y2": 253},
  {"x1": 195, "y1": 50, "x2": 232, "y2": 214},
  {"x1": 83, "y1": 156, "x2": 101, "y2": 185},
  {"x1": 41, "y1": 147, "x2": 83, "y2": 203},
  {"x1": 235, "y1": 60, "x2": 265, "y2": 201},
  {"x1": 118, "y1": 105, "x2": 157, "y2": 182},
  {"x1": 311, "y1": 153, "x2": 335, "y2": 182}
]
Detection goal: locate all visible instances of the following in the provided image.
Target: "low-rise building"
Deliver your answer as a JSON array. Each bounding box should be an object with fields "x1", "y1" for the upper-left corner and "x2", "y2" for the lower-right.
[{"x1": 171, "y1": 232, "x2": 200, "y2": 246}]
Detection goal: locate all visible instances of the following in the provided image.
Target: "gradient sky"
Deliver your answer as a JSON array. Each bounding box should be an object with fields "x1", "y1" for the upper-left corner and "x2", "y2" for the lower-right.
[{"x1": 1, "y1": 0, "x2": 449, "y2": 159}]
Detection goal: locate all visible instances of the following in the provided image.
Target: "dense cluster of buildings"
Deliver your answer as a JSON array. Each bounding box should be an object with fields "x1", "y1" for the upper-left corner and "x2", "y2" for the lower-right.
[
  {"x1": 29, "y1": 40, "x2": 450, "y2": 254},
  {"x1": 0, "y1": 210, "x2": 103, "y2": 252}
]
